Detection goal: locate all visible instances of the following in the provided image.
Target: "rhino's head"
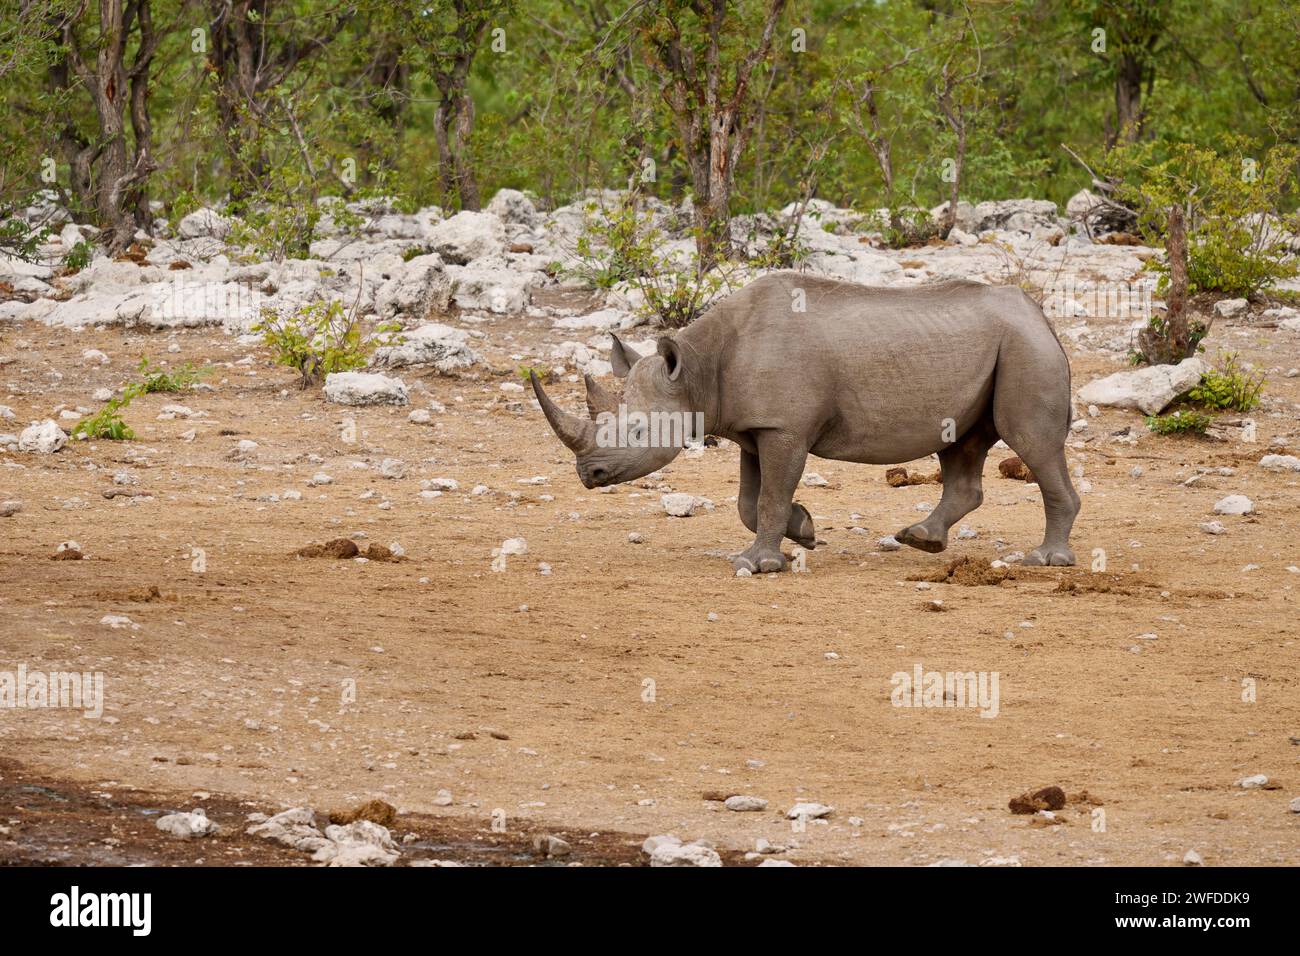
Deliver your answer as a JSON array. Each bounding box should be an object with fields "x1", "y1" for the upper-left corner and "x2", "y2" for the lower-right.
[{"x1": 531, "y1": 333, "x2": 697, "y2": 488}]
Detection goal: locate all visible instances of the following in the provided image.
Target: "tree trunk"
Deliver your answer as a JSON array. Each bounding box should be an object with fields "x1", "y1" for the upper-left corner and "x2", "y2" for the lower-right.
[{"x1": 1113, "y1": 51, "x2": 1144, "y2": 145}]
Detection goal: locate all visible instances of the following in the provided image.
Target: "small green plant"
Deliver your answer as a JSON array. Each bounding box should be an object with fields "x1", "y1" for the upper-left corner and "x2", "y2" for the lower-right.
[
  {"x1": 1187, "y1": 353, "x2": 1265, "y2": 411},
  {"x1": 1144, "y1": 409, "x2": 1212, "y2": 435},
  {"x1": 1128, "y1": 313, "x2": 1210, "y2": 366},
  {"x1": 71, "y1": 377, "x2": 150, "y2": 441},
  {"x1": 517, "y1": 363, "x2": 550, "y2": 383},
  {"x1": 880, "y1": 207, "x2": 943, "y2": 249},
  {"x1": 136, "y1": 357, "x2": 209, "y2": 393},
  {"x1": 63, "y1": 240, "x2": 93, "y2": 273},
  {"x1": 253, "y1": 297, "x2": 398, "y2": 388},
  {"x1": 570, "y1": 200, "x2": 653, "y2": 289}
]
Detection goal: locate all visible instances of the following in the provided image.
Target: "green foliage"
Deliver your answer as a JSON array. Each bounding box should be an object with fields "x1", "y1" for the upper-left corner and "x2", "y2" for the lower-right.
[
  {"x1": 254, "y1": 299, "x2": 399, "y2": 388},
  {"x1": 62, "y1": 241, "x2": 92, "y2": 273},
  {"x1": 71, "y1": 397, "x2": 136, "y2": 441},
  {"x1": 1144, "y1": 409, "x2": 1212, "y2": 435},
  {"x1": 136, "y1": 357, "x2": 209, "y2": 393},
  {"x1": 1103, "y1": 137, "x2": 1300, "y2": 296},
  {"x1": 517, "y1": 363, "x2": 550, "y2": 383},
  {"x1": 1186, "y1": 353, "x2": 1265, "y2": 411},
  {"x1": 569, "y1": 199, "x2": 730, "y2": 328}
]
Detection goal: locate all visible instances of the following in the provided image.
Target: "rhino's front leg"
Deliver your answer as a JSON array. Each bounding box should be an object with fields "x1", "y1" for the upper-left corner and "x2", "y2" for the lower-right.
[
  {"x1": 737, "y1": 449, "x2": 816, "y2": 550},
  {"x1": 732, "y1": 434, "x2": 808, "y2": 574}
]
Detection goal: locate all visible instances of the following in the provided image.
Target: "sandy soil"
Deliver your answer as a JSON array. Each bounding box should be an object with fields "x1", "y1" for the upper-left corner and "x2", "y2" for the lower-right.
[{"x1": 1, "y1": 299, "x2": 1298, "y2": 867}]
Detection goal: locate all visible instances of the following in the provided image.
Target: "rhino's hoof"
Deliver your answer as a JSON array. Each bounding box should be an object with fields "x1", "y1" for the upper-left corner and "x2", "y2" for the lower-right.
[
  {"x1": 789, "y1": 504, "x2": 816, "y2": 550},
  {"x1": 731, "y1": 548, "x2": 788, "y2": 574},
  {"x1": 896, "y1": 524, "x2": 947, "y2": 553},
  {"x1": 1023, "y1": 546, "x2": 1076, "y2": 567}
]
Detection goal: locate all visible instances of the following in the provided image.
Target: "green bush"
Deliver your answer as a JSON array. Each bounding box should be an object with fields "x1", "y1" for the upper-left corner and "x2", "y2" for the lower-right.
[
  {"x1": 63, "y1": 240, "x2": 92, "y2": 274},
  {"x1": 254, "y1": 299, "x2": 399, "y2": 388},
  {"x1": 1144, "y1": 410, "x2": 1212, "y2": 435},
  {"x1": 568, "y1": 200, "x2": 730, "y2": 328},
  {"x1": 1186, "y1": 353, "x2": 1265, "y2": 411},
  {"x1": 1103, "y1": 137, "x2": 1300, "y2": 298},
  {"x1": 136, "y1": 357, "x2": 209, "y2": 393}
]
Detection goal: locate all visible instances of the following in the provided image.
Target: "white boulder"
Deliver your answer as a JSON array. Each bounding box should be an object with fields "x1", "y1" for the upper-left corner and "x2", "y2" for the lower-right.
[
  {"x1": 1076, "y1": 358, "x2": 1207, "y2": 415},
  {"x1": 323, "y1": 371, "x2": 409, "y2": 406}
]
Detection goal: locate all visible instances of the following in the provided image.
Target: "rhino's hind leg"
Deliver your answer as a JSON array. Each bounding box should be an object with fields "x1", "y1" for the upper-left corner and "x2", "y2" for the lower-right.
[
  {"x1": 896, "y1": 417, "x2": 998, "y2": 554},
  {"x1": 737, "y1": 449, "x2": 816, "y2": 550},
  {"x1": 732, "y1": 435, "x2": 808, "y2": 573},
  {"x1": 1012, "y1": 446, "x2": 1079, "y2": 566}
]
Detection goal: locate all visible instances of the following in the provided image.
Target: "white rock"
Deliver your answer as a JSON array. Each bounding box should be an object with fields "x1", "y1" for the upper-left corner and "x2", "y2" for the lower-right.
[
  {"x1": 450, "y1": 260, "x2": 539, "y2": 314},
  {"x1": 82, "y1": 348, "x2": 109, "y2": 365},
  {"x1": 641, "y1": 834, "x2": 681, "y2": 855},
  {"x1": 1182, "y1": 849, "x2": 1204, "y2": 866},
  {"x1": 372, "y1": 256, "x2": 453, "y2": 322},
  {"x1": 408, "y1": 408, "x2": 432, "y2": 425},
  {"x1": 0, "y1": 500, "x2": 22, "y2": 518},
  {"x1": 877, "y1": 535, "x2": 902, "y2": 551},
  {"x1": 247, "y1": 808, "x2": 332, "y2": 853},
  {"x1": 786, "y1": 802, "x2": 833, "y2": 820},
  {"x1": 1236, "y1": 774, "x2": 1269, "y2": 789},
  {"x1": 499, "y1": 537, "x2": 528, "y2": 556},
  {"x1": 314, "y1": 820, "x2": 399, "y2": 867},
  {"x1": 662, "y1": 493, "x2": 698, "y2": 517},
  {"x1": 724, "y1": 795, "x2": 768, "y2": 812},
  {"x1": 372, "y1": 322, "x2": 479, "y2": 372},
  {"x1": 155, "y1": 809, "x2": 219, "y2": 839},
  {"x1": 1199, "y1": 521, "x2": 1226, "y2": 535},
  {"x1": 1259, "y1": 454, "x2": 1300, "y2": 473},
  {"x1": 1213, "y1": 298, "x2": 1249, "y2": 319},
  {"x1": 323, "y1": 371, "x2": 408, "y2": 406},
  {"x1": 177, "y1": 207, "x2": 231, "y2": 240},
  {"x1": 486, "y1": 188, "x2": 540, "y2": 226},
  {"x1": 427, "y1": 210, "x2": 505, "y2": 264},
  {"x1": 379, "y1": 458, "x2": 407, "y2": 479},
  {"x1": 650, "y1": 842, "x2": 722, "y2": 868},
  {"x1": 425, "y1": 477, "x2": 459, "y2": 491},
  {"x1": 1213, "y1": 495, "x2": 1254, "y2": 516},
  {"x1": 801, "y1": 472, "x2": 829, "y2": 488},
  {"x1": 18, "y1": 419, "x2": 67, "y2": 454},
  {"x1": 1077, "y1": 358, "x2": 1207, "y2": 415}
]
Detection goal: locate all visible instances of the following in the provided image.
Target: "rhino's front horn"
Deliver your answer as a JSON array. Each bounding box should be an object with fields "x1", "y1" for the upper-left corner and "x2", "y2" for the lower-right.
[
  {"x1": 530, "y1": 371, "x2": 596, "y2": 453},
  {"x1": 583, "y1": 374, "x2": 619, "y2": 419}
]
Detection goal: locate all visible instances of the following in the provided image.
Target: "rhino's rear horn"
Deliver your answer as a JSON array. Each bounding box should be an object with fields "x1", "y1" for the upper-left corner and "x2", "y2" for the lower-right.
[
  {"x1": 530, "y1": 371, "x2": 596, "y2": 453},
  {"x1": 583, "y1": 374, "x2": 619, "y2": 419}
]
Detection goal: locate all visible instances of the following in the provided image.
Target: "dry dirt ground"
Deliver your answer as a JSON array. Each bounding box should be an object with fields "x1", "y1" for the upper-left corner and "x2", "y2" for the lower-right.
[{"x1": 1, "y1": 299, "x2": 1298, "y2": 867}]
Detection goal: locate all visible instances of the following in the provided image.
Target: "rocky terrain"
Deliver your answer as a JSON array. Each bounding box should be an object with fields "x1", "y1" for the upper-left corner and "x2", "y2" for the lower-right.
[{"x1": 2, "y1": 189, "x2": 1299, "y2": 866}]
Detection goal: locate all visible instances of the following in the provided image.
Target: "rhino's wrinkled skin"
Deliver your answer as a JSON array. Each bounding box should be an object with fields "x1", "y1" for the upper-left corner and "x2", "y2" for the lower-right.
[{"x1": 531, "y1": 272, "x2": 1079, "y2": 573}]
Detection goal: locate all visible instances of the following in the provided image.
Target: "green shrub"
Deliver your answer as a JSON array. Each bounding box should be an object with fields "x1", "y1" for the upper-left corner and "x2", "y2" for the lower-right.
[
  {"x1": 1144, "y1": 410, "x2": 1212, "y2": 435},
  {"x1": 136, "y1": 357, "x2": 209, "y2": 393},
  {"x1": 63, "y1": 240, "x2": 93, "y2": 274},
  {"x1": 1186, "y1": 353, "x2": 1265, "y2": 411},
  {"x1": 568, "y1": 199, "x2": 730, "y2": 328},
  {"x1": 1103, "y1": 137, "x2": 1300, "y2": 298},
  {"x1": 253, "y1": 299, "x2": 399, "y2": 388},
  {"x1": 71, "y1": 397, "x2": 136, "y2": 441}
]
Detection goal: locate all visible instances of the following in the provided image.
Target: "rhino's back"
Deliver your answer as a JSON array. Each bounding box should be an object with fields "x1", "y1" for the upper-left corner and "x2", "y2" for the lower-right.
[{"x1": 705, "y1": 273, "x2": 1063, "y2": 462}]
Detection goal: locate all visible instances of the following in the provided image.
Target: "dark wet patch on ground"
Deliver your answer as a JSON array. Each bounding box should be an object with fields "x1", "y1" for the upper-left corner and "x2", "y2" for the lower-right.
[{"x1": 0, "y1": 759, "x2": 749, "y2": 867}]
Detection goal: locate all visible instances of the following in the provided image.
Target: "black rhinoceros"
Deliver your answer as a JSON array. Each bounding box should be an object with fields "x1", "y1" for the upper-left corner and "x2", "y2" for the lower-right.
[{"x1": 531, "y1": 272, "x2": 1079, "y2": 574}]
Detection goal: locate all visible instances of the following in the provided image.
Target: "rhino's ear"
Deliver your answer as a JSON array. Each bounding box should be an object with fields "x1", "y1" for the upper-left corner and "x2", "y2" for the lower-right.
[
  {"x1": 657, "y1": 336, "x2": 684, "y2": 382},
  {"x1": 608, "y1": 333, "x2": 638, "y2": 379}
]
